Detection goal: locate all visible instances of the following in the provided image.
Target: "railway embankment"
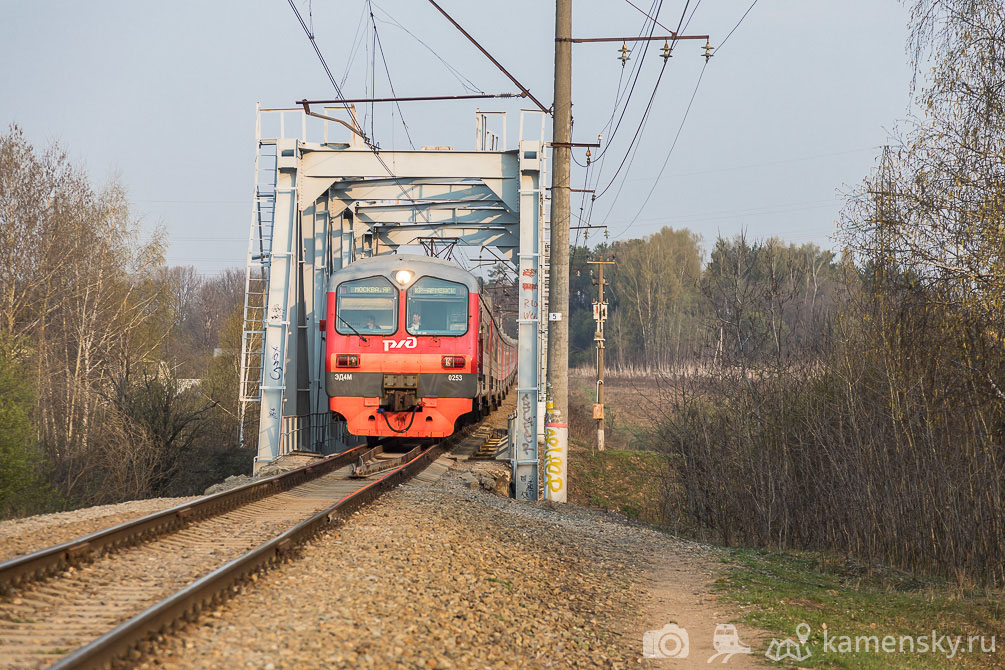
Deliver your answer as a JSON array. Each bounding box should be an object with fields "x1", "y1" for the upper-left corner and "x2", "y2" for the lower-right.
[{"x1": 140, "y1": 461, "x2": 758, "y2": 670}]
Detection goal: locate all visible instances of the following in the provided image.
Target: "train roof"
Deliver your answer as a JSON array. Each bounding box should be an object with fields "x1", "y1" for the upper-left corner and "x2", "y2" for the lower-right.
[{"x1": 328, "y1": 254, "x2": 480, "y2": 292}]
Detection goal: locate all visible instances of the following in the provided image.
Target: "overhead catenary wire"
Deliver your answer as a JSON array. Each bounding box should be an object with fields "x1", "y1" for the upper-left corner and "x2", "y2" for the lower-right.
[
  {"x1": 370, "y1": 1, "x2": 484, "y2": 94},
  {"x1": 286, "y1": 0, "x2": 429, "y2": 220},
  {"x1": 365, "y1": 3, "x2": 375, "y2": 138},
  {"x1": 366, "y1": 0, "x2": 415, "y2": 149},
  {"x1": 425, "y1": 0, "x2": 548, "y2": 113},
  {"x1": 287, "y1": 0, "x2": 363, "y2": 133},
  {"x1": 340, "y1": 3, "x2": 371, "y2": 88}
]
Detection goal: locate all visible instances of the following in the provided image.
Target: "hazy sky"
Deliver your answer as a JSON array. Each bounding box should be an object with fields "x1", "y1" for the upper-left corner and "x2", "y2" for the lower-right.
[{"x1": 1, "y1": 1, "x2": 915, "y2": 275}]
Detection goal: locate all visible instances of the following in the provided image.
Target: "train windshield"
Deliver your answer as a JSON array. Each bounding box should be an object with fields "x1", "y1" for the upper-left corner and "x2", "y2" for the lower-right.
[
  {"x1": 336, "y1": 276, "x2": 397, "y2": 335},
  {"x1": 406, "y1": 277, "x2": 468, "y2": 336}
]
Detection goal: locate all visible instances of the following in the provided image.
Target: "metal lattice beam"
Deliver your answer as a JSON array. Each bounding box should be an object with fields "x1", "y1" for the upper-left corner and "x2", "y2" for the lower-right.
[{"x1": 241, "y1": 107, "x2": 548, "y2": 500}]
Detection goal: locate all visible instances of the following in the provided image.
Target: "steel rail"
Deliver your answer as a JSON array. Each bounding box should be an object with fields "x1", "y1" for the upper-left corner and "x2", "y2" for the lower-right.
[
  {"x1": 50, "y1": 438, "x2": 454, "y2": 670},
  {"x1": 0, "y1": 445, "x2": 367, "y2": 594}
]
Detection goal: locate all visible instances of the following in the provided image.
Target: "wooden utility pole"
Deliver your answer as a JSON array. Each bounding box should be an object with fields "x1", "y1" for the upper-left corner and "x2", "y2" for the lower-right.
[
  {"x1": 545, "y1": 0, "x2": 573, "y2": 503},
  {"x1": 587, "y1": 258, "x2": 613, "y2": 451}
]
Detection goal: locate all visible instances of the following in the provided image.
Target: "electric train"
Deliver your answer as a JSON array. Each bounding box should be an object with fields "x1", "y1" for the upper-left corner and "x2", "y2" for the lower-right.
[{"x1": 324, "y1": 255, "x2": 516, "y2": 440}]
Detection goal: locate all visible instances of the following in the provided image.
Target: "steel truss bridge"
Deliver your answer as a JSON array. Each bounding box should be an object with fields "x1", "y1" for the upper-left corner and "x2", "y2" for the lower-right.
[{"x1": 239, "y1": 106, "x2": 550, "y2": 500}]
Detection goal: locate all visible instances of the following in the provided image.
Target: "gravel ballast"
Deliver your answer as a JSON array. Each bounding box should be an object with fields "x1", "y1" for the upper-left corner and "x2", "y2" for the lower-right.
[
  {"x1": 142, "y1": 467, "x2": 725, "y2": 670},
  {"x1": 0, "y1": 497, "x2": 196, "y2": 563}
]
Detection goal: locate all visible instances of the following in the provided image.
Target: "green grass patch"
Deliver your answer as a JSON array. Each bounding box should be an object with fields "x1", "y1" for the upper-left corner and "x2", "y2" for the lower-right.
[
  {"x1": 717, "y1": 549, "x2": 1003, "y2": 669},
  {"x1": 567, "y1": 442, "x2": 665, "y2": 524}
]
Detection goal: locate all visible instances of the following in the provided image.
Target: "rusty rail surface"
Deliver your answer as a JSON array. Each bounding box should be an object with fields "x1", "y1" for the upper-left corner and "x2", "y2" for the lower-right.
[{"x1": 0, "y1": 445, "x2": 366, "y2": 594}]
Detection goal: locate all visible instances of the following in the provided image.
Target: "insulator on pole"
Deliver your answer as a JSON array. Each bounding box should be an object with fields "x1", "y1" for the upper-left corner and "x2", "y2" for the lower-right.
[{"x1": 618, "y1": 42, "x2": 631, "y2": 66}]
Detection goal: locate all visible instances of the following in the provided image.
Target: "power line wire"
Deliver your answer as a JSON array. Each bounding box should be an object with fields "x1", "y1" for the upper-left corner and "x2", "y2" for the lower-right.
[
  {"x1": 623, "y1": 0, "x2": 675, "y2": 33},
  {"x1": 682, "y1": 0, "x2": 703, "y2": 33},
  {"x1": 594, "y1": 0, "x2": 691, "y2": 198},
  {"x1": 590, "y1": 0, "x2": 666, "y2": 162},
  {"x1": 573, "y1": 0, "x2": 669, "y2": 228},
  {"x1": 714, "y1": 0, "x2": 759, "y2": 53},
  {"x1": 602, "y1": 0, "x2": 758, "y2": 240},
  {"x1": 611, "y1": 60, "x2": 708, "y2": 240}
]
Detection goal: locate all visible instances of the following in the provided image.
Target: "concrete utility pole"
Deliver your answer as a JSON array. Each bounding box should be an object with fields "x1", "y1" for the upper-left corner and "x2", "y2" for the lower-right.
[
  {"x1": 587, "y1": 258, "x2": 613, "y2": 451},
  {"x1": 545, "y1": 0, "x2": 572, "y2": 503}
]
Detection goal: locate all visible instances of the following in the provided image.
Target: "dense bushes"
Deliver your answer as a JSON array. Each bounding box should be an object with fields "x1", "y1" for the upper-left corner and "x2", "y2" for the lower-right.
[
  {"x1": 657, "y1": 281, "x2": 1005, "y2": 586},
  {"x1": 0, "y1": 337, "x2": 55, "y2": 517}
]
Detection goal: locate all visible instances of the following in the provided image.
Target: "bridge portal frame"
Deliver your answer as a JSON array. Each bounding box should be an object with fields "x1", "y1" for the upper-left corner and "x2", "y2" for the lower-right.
[{"x1": 239, "y1": 106, "x2": 549, "y2": 500}]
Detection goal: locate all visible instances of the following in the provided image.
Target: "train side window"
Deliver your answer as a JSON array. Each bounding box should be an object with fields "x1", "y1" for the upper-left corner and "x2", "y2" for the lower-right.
[
  {"x1": 406, "y1": 277, "x2": 468, "y2": 336},
  {"x1": 336, "y1": 276, "x2": 397, "y2": 335}
]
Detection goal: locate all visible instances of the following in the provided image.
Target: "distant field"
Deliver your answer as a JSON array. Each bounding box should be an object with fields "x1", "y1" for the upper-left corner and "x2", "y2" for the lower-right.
[{"x1": 569, "y1": 368, "x2": 664, "y2": 448}]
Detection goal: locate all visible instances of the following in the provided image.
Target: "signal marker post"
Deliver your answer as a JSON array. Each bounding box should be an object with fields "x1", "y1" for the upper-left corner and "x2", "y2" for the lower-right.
[{"x1": 587, "y1": 258, "x2": 613, "y2": 451}]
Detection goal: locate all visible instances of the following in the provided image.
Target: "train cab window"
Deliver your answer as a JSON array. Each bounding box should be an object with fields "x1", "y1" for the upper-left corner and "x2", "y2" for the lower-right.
[
  {"x1": 336, "y1": 276, "x2": 397, "y2": 335},
  {"x1": 406, "y1": 277, "x2": 468, "y2": 336}
]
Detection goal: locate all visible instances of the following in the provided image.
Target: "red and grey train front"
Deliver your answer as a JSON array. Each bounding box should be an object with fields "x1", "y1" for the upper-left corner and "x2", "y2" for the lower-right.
[{"x1": 324, "y1": 255, "x2": 480, "y2": 439}]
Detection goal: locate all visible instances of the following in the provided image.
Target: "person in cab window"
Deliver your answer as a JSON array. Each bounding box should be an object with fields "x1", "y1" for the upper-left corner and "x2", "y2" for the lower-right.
[
  {"x1": 410, "y1": 312, "x2": 422, "y2": 332},
  {"x1": 365, "y1": 315, "x2": 376, "y2": 329}
]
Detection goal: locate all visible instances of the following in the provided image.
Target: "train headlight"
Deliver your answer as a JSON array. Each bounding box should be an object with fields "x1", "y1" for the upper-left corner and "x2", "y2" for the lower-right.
[
  {"x1": 335, "y1": 354, "x2": 360, "y2": 368},
  {"x1": 394, "y1": 270, "x2": 412, "y2": 286},
  {"x1": 441, "y1": 355, "x2": 465, "y2": 369}
]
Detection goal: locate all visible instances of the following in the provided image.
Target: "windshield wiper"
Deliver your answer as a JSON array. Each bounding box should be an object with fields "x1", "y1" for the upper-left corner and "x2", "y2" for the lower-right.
[{"x1": 337, "y1": 314, "x2": 368, "y2": 342}]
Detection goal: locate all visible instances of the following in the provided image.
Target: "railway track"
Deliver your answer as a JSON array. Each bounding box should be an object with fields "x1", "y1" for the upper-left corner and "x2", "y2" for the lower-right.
[{"x1": 0, "y1": 433, "x2": 462, "y2": 670}]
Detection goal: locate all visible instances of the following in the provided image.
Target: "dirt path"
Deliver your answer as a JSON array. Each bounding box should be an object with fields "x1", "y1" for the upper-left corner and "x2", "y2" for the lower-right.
[{"x1": 638, "y1": 554, "x2": 768, "y2": 668}]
